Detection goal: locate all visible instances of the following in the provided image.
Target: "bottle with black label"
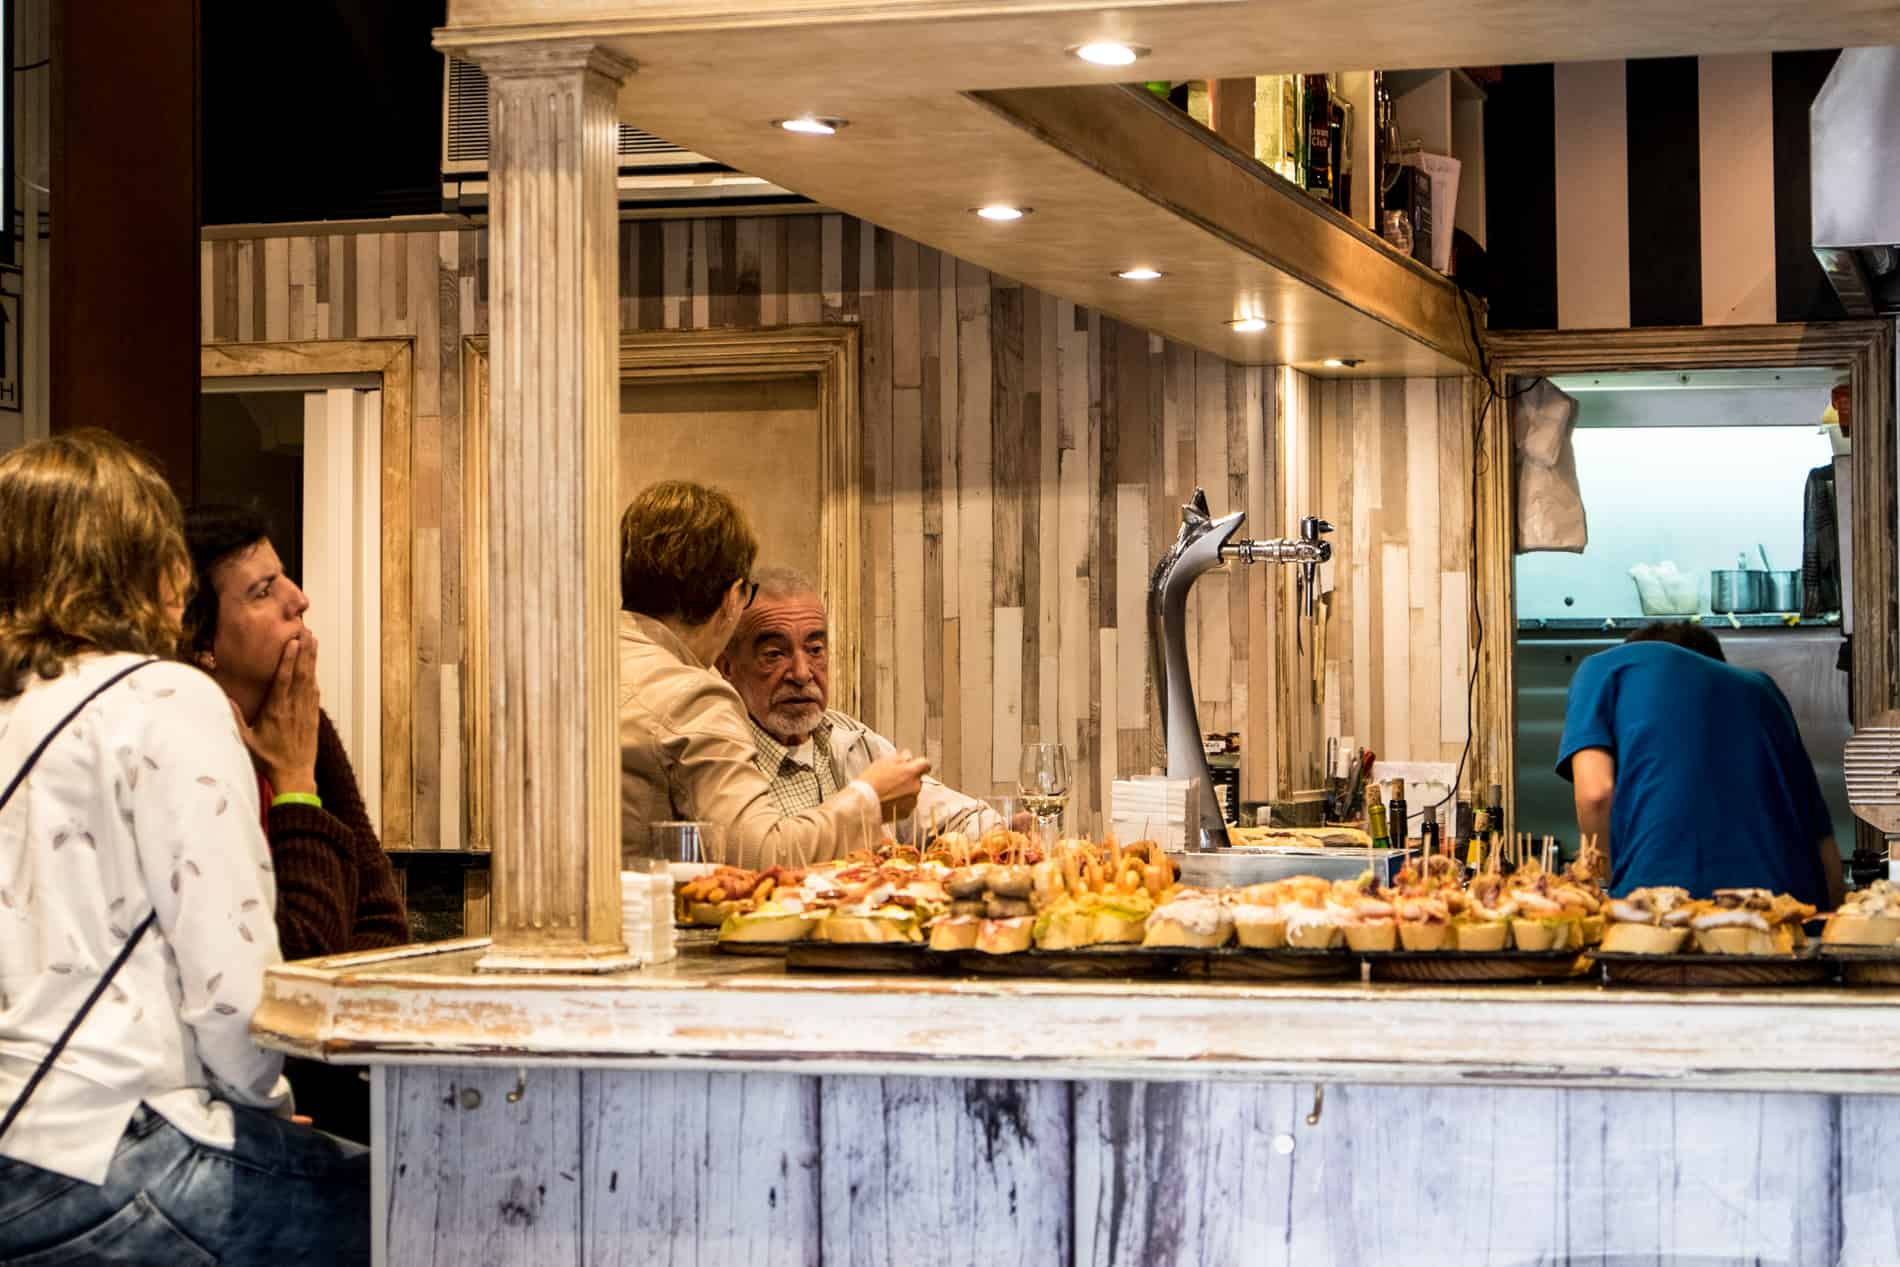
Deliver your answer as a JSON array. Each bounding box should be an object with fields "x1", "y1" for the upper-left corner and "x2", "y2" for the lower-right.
[
  {"x1": 1303, "y1": 73, "x2": 1333, "y2": 201},
  {"x1": 1328, "y1": 83, "x2": 1351, "y2": 214},
  {"x1": 1420, "y1": 803, "x2": 1441, "y2": 859}
]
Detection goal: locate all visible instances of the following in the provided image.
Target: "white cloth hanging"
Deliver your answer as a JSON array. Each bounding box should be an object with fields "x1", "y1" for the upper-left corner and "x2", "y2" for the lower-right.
[{"x1": 1514, "y1": 378, "x2": 1589, "y2": 553}]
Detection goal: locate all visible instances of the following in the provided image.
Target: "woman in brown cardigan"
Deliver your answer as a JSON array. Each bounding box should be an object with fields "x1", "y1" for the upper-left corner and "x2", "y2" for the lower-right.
[{"x1": 183, "y1": 505, "x2": 405, "y2": 1141}]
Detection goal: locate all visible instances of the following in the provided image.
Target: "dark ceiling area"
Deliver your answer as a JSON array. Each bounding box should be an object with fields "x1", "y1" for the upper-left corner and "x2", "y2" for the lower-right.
[{"x1": 201, "y1": 0, "x2": 447, "y2": 224}]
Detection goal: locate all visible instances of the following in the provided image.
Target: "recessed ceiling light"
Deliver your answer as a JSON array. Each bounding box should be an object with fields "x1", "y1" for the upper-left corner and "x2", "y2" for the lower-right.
[
  {"x1": 974, "y1": 204, "x2": 1031, "y2": 221},
  {"x1": 1071, "y1": 41, "x2": 1151, "y2": 67},
  {"x1": 1228, "y1": 317, "x2": 1270, "y2": 332},
  {"x1": 1322, "y1": 357, "x2": 1363, "y2": 368},
  {"x1": 775, "y1": 116, "x2": 847, "y2": 136},
  {"x1": 1116, "y1": 267, "x2": 1165, "y2": 281}
]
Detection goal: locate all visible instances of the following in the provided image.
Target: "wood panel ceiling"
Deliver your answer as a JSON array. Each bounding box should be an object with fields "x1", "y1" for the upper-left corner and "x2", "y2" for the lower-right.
[{"x1": 439, "y1": 0, "x2": 1897, "y2": 373}]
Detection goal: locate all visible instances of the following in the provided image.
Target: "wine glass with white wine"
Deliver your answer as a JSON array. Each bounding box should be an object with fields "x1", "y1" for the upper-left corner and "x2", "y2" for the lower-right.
[{"x1": 1018, "y1": 742, "x2": 1072, "y2": 840}]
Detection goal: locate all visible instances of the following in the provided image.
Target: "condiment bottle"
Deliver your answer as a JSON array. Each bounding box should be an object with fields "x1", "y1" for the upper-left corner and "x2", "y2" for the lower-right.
[
  {"x1": 1387, "y1": 779, "x2": 1409, "y2": 850},
  {"x1": 1484, "y1": 783, "x2": 1505, "y2": 860}
]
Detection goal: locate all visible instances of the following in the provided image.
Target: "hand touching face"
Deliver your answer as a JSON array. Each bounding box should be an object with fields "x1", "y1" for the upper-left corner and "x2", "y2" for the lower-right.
[{"x1": 205, "y1": 540, "x2": 311, "y2": 694}]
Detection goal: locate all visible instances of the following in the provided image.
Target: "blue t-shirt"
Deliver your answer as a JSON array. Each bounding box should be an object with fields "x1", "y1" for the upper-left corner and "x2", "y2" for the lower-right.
[{"x1": 1555, "y1": 641, "x2": 1829, "y2": 904}]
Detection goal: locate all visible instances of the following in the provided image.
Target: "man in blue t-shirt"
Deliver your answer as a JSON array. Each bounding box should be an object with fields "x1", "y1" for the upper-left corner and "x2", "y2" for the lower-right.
[{"x1": 1556, "y1": 621, "x2": 1842, "y2": 907}]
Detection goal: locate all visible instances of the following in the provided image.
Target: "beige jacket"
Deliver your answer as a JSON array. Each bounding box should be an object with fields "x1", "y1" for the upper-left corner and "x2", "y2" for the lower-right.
[{"x1": 617, "y1": 611, "x2": 880, "y2": 870}]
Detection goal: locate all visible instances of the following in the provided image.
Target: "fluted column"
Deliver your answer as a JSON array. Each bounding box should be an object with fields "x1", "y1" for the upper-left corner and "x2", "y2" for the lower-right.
[{"x1": 469, "y1": 40, "x2": 635, "y2": 973}]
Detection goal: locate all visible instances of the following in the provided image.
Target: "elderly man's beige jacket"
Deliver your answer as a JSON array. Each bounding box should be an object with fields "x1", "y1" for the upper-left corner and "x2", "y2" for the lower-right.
[{"x1": 617, "y1": 611, "x2": 880, "y2": 870}]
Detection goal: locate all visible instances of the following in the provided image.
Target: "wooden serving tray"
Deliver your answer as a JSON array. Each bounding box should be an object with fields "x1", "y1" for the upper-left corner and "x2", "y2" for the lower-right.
[
  {"x1": 1819, "y1": 943, "x2": 1900, "y2": 986},
  {"x1": 1180, "y1": 946, "x2": 1358, "y2": 981},
  {"x1": 1360, "y1": 948, "x2": 1590, "y2": 983},
  {"x1": 954, "y1": 945, "x2": 1181, "y2": 979},
  {"x1": 712, "y1": 937, "x2": 793, "y2": 957},
  {"x1": 1593, "y1": 948, "x2": 1827, "y2": 988},
  {"x1": 783, "y1": 940, "x2": 943, "y2": 973}
]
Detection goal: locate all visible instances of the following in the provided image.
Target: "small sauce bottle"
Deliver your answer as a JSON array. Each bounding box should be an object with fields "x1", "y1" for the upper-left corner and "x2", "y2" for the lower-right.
[
  {"x1": 1420, "y1": 803, "x2": 1441, "y2": 859},
  {"x1": 1387, "y1": 780, "x2": 1409, "y2": 851}
]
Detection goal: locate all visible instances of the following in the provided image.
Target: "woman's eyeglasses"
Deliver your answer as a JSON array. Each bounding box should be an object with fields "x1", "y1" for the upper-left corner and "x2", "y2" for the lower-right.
[{"x1": 741, "y1": 579, "x2": 759, "y2": 609}]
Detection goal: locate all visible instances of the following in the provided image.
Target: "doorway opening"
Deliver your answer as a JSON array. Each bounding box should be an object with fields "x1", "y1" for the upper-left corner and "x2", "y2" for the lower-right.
[{"x1": 198, "y1": 377, "x2": 385, "y2": 834}]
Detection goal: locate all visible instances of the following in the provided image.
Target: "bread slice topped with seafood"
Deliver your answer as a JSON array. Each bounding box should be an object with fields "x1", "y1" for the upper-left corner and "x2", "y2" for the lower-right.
[
  {"x1": 814, "y1": 863, "x2": 950, "y2": 944},
  {"x1": 1141, "y1": 887, "x2": 1234, "y2": 949},
  {"x1": 1600, "y1": 886, "x2": 1699, "y2": 954},
  {"x1": 926, "y1": 860, "x2": 1037, "y2": 952},
  {"x1": 1027, "y1": 839, "x2": 1170, "y2": 952},
  {"x1": 1690, "y1": 888, "x2": 1816, "y2": 956},
  {"x1": 1455, "y1": 871, "x2": 1516, "y2": 951},
  {"x1": 1822, "y1": 880, "x2": 1900, "y2": 948},
  {"x1": 1500, "y1": 859, "x2": 1582, "y2": 952},
  {"x1": 679, "y1": 865, "x2": 803, "y2": 927}
]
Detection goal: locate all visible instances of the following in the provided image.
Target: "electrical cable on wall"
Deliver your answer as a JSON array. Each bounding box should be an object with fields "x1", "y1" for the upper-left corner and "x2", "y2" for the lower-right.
[{"x1": 1426, "y1": 286, "x2": 1544, "y2": 815}]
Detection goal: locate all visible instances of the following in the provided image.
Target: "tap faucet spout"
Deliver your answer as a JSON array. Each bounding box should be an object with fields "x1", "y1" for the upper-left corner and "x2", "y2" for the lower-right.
[{"x1": 1148, "y1": 490, "x2": 1333, "y2": 851}]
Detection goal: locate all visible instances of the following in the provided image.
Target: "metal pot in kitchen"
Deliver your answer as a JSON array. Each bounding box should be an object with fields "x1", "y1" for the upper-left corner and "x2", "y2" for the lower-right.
[
  {"x1": 1710, "y1": 569, "x2": 1765, "y2": 613},
  {"x1": 1762, "y1": 569, "x2": 1801, "y2": 612}
]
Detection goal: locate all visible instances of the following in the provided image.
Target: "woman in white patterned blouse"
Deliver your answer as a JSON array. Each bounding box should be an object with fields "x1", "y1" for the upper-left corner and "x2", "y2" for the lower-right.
[{"x1": 0, "y1": 431, "x2": 369, "y2": 1265}]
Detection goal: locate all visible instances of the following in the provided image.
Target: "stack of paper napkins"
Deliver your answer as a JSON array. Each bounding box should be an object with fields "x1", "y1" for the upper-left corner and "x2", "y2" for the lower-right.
[
  {"x1": 620, "y1": 870, "x2": 676, "y2": 965},
  {"x1": 1110, "y1": 776, "x2": 1194, "y2": 852}
]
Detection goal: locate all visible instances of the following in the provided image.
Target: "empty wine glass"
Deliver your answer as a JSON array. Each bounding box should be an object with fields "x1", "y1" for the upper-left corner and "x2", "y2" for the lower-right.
[{"x1": 1017, "y1": 743, "x2": 1072, "y2": 839}]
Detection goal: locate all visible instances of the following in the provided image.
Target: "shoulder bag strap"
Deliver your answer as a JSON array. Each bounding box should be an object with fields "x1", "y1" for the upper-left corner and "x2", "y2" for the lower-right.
[{"x1": 0, "y1": 657, "x2": 161, "y2": 1143}]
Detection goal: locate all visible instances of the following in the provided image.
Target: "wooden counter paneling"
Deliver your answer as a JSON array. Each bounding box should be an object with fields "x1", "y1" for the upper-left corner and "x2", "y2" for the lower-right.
[{"x1": 380, "y1": 1063, "x2": 1888, "y2": 1267}]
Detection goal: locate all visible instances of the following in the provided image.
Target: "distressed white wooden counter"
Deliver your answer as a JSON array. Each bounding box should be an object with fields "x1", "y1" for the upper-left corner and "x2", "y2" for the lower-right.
[{"x1": 257, "y1": 941, "x2": 1900, "y2": 1266}]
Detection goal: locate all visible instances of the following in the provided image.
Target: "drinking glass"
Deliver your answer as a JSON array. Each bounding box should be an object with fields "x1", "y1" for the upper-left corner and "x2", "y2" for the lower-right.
[
  {"x1": 1017, "y1": 743, "x2": 1072, "y2": 839},
  {"x1": 649, "y1": 821, "x2": 724, "y2": 868}
]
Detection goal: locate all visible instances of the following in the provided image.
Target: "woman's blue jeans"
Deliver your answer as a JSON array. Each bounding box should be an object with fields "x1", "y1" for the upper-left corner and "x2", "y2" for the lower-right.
[{"x1": 0, "y1": 1103, "x2": 370, "y2": 1265}]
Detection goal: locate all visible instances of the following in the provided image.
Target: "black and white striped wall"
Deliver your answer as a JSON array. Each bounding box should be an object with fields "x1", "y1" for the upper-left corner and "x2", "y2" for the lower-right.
[{"x1": 1483, "y1": 51, "x2": 1846, "y2": 331}]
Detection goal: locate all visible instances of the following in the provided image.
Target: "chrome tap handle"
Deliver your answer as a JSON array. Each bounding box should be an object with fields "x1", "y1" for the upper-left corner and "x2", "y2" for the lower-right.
[{"x1": 1297, "y1": 518, "x2": 1334, "y2": 622}]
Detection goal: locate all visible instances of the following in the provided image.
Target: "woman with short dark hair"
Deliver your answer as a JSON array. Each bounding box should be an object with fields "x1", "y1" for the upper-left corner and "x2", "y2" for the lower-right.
[
  {"x1": 181, "y1": 503, "x2": 405, "y2": 1146},
  {"x1": 181, "y1": 503, "x2": 405, "y2": 964},
  {"x1": 616, "y1": 480, "x2": 929, "y2": 869},
  {"x1": 0, "y1": 431, "x2": 369, "y2": 1265}
]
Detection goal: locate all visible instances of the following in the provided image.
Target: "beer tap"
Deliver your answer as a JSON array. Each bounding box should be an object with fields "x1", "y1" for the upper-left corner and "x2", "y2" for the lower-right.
[{"x1": 1149, "y1": 490, "x2": 1334, "y2": 851}]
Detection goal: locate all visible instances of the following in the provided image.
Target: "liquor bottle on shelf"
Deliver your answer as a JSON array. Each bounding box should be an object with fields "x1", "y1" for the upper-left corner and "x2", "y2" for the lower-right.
[
  {"x1": 1329, "y1": 84, "x2": 1353, "y2": 214},
  {"x1": 1372, "y1": 72, "x2": 1397, "y2": 232},
  {"x1": 1367, "y1": 786, "x2": 1390, "y2": 851},
  {"x1": 1283, "y1": 73, "x2": 1303, "y2": 186},
  {"x1": 1186, "y1": 80, "x2": 1213, "y2": 129},
  {"x1": 1254, "y1": 75, "x2": 1284, "y2": 180},
  {"x1": 1386, "y1": 779, "x2": 1409, "y2": 850},
  {"x1": 1302, "y1": 73, "x2": 1333, "y2": 201}
]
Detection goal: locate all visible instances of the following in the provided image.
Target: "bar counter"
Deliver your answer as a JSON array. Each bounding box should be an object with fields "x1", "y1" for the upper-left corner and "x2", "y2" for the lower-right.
[
  {"x1": 259, "y1": 943, "x2": 1900, "y2": 1265},
  {"x1": 257, "y1": 939, "x2": 1900, "y2": 1093}
]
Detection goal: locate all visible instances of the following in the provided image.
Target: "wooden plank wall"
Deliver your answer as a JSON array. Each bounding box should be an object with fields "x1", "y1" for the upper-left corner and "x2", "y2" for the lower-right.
[
  {"x1": 201, "y1": 213, "x2": 1479, "y2": 843},
  {"x1": 202, "y1": 225, "x2": 483, "y2": 853},
  {"x1": 1313, "y1": 375, "x2": 1477, "y2": 776},
  {"x1": 616, "y1": 216, "x2": 1282, "y2": 819},
  {"x1": 384, "y1": 1064, "x2": 1897, "y2": 1267}
]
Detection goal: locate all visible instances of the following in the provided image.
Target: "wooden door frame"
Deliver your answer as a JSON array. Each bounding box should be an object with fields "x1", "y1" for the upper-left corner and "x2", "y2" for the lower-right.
[
  {"x1": 1484, "y1": 321, "x2": 1896, "y2": 856},
  {"x1": 460, "y1": 325, "x2": 863, "y2": 852},
  {"x1": 200, "y1": 338, "x2": 419, "y2": 849}
]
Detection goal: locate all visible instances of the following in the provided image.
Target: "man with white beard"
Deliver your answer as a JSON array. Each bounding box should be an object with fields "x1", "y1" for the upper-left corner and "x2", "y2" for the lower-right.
[{"x1": 717, "y1": 567, "x2": 1005, "y2": 839}]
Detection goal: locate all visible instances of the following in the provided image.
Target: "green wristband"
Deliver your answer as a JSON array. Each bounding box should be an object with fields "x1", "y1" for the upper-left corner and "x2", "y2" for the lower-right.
[{"x1": 271, "y1": 791, "x2": 323, "y2": 810}]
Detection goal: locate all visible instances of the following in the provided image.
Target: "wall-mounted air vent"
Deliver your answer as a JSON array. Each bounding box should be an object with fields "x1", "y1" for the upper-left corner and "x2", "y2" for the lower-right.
[{"x1": 441, "y1": 56, "x2": 811, "y2": 215}]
